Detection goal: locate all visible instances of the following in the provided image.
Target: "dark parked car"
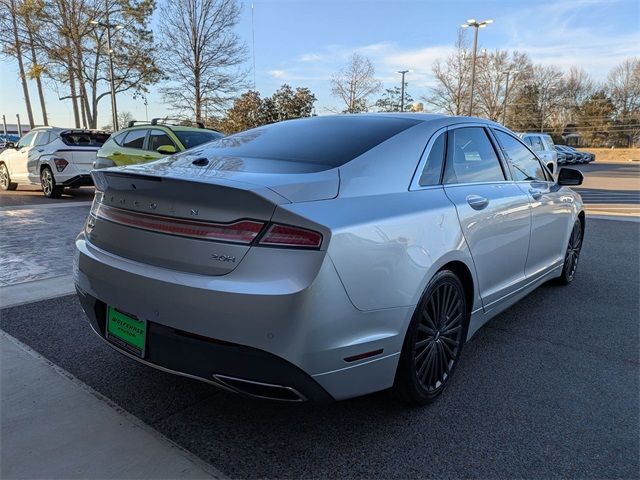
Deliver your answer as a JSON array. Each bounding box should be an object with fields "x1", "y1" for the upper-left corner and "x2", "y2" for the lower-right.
[{"x1": 555, "y1": 145, "x2": 579, "y2": 164}]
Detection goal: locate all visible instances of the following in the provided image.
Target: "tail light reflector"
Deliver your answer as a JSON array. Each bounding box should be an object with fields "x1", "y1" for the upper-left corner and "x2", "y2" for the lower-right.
[
  {"x1": 96, "y1": 204, "x2": 264, "y2": 244},
  {"x1": 53, "y1": 158, "x2": 68, "y2": 172},
  {"x1": 258, "y1": 224, "x2": 322, "y2": 248}
]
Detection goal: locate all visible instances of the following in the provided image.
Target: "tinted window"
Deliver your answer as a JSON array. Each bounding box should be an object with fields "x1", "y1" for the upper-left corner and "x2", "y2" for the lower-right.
[
  {"x1": 443, "y1": 127, "x2": 505, "y2": 184},
  {"x1": 147, "y1": 129, "x2": 175, "y2": 151},
  {"x1": 494, "y1": 130, "x2": 547, "y2": 182},
  {"x1": 523, "y1": 137, "x2": 533, "y2": 147},
  {"x1": 113, "y1": 131, "x2": 128, "y2": 146},
  {"x1": 196, "y1": 116, "x2": 420, "y2": 168},
  {"x1": 542, "y1": 135, "x2": 555, "y2": 150},
  {"x1": 529, "y1": 136, "x2": 545, "y2": 151},
  {"x1": 419, "y1": 132, "x2": 446, "y2": 186},
  {"x1": 60, "y1": 131, "x2": 109, "y2": 146},
  {"x1": 173, "y1": 130, "x2": 221, "y2": 150},
  {"x1": 122, "y1": 129, "x2": 147, "y2": 149},
  {"x1": 16, "y1": 131, "x2": 36, "y2": 148},
  {"x1": 34, "y1": 131, "x2": 51, "y2": 146}
]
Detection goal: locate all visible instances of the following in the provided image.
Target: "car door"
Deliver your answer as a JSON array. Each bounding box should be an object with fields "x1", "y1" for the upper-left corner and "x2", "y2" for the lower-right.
[
  {"x1": 27, "y1": 131, "x2": 52, "y2": 180},
  {"x1": 145, "y1": 129, "x2": 177, "y2": 162},
  {"x1": 116, "y1": 128, "x2": 149, "y2": 166},
  {"x1": 7, "y1": 131, "x2": 37, "y2": 181},
  {"x1": 443, "y1": 125, "x2": 531, "y2": 311},
  {"x1": 492, "y1": 129, "x2": 572, "y2": 279}
]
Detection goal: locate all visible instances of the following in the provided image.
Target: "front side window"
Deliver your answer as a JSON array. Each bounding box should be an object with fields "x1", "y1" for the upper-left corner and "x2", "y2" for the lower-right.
[
  {"x1": 122, "y1": 129, "x2": 147, "y2": 149},
  {"x1": 147, "y1": 129, "x2": 175, "y2": 151},
  {"x1": 443, "y1": 127, "x2": 505, "y2": 184},
  {"x1": 419, "y1": 132, "x2": 446, "y2": 186},
  {"x1": 494, "y1": 130, "x2": 547, "y2": 182},
  {"x1": 17, "y1": 131, "x2": 36, "y2": 149}
]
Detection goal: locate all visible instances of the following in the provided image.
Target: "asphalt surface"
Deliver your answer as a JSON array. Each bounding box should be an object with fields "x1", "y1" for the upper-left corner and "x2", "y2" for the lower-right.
[
  {"x1": 1, "y1": 218, "x2": 638, "y2": 479},
  {"x1": 573, "y1": 161, "x2": 640, "y2": 216},
  {"x1": 0, "y1": 185, "x2": 95, "y2": 207}
]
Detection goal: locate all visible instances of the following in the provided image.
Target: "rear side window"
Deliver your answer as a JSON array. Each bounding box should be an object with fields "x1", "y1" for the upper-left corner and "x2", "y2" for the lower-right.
[
  {"x1": 198, "y1": 116, "x2": 420, "y2": 168},
  {"x1": 443, "y1": 127, "x2": 505, "y2": 184},
  {"x1": 529, "y1": 136, "x2": 545, "y2": 152},
  {"x1": 122, "y1": 129, "x2": 147, "y2": 149},
  {"x1": 419, "y1": 132, "x2": 446, "y2": 186},
  {"x1": 494, "y1": 130, "x2": 547, "y2": 182},
  {"x1": 34, "y1": 131, "x2": 51, "y2": 146},
  {"x1": 60, "y1": 131, "x2": 109, "y2": 147},
  {"x1": 147, "y1": 129, "x2": 175, "y2": 151}
]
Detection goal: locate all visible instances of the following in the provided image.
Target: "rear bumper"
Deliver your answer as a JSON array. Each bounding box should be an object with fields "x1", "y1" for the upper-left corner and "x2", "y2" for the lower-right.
[
  {"x1": 74, "y1": 235, "x2": 410, "y2": 401},
  {"x1": 77, "y1": 287, "x2": 332, "y2": 402},
  {"x1": 61, "y1": 174, "x2": 93, "y2": 188}
]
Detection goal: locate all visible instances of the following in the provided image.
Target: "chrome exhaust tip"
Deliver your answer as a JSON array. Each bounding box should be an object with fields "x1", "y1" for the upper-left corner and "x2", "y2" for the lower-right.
[{"x1": 212, "y1": 374, "x2": 307, "y2": 402}]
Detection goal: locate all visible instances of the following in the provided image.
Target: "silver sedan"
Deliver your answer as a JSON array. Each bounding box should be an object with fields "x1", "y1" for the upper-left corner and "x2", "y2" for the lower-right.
[{"x1": 74, "y1": 114, "x2": 585, "y2": 405}]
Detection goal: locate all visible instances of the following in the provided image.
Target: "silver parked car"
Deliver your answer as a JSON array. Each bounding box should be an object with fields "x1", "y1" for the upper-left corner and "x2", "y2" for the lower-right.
[
  {"x1": 518, "y1": 132, "x2": 558, "y2": 175},
  {"x1": 74, "y1": 114, "x2": 585, "y2": 405}
]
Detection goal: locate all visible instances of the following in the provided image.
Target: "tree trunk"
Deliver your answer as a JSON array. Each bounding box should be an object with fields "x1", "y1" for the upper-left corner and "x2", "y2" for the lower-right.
[
  {"x1": 9, "y1": 0, "x2": 35, "y2": 128},
  {"x1": 26, "y1": 26, "x2": 48, "y2": 126},
  {"x1": 68, "y1": 59, "x2": 81, "y2": 128}
]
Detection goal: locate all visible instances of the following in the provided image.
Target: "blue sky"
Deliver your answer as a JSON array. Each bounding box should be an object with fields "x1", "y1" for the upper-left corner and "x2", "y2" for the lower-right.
[{"x1": 1, "y1": 0, "x2": 638, "y2": 128}]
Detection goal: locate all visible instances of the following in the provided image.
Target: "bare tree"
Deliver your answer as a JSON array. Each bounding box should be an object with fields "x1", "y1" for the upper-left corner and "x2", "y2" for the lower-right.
[
  {"x1": 1, "y1": 0, "x2": 35, "y2": 127},
  {"x1": 608, "y1": 58, "x2": 640, "y2": 146},
  {"x1": 21, "y1": 0, "x2": 48, "y2": 125},
  {"x1": 330, "y1": 53, "x2": 381, "y2": 113},
  {"x1": 158, "y1": 0, "x2": 248, "y2": 123},
  {"x1": 423, "y1": 30, "x2": 470, "y2": 115},
  {"x1": 475, "y1": 50, "x2": 532, "y2": 122}
]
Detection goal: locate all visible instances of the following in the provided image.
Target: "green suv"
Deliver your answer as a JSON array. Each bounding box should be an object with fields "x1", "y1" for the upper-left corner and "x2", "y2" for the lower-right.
[{"x1": 94, "y1": 119, "x2": 223, "y2": 169}]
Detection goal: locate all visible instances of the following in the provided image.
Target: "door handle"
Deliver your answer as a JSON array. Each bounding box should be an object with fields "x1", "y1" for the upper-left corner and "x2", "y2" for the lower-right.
[
  {"x1": 466, "y1": 194, "x2": 489, "y2": 210},
  {"x1": 112, "y1": 151, "x2": 121, "y2": 156},
  {"x1": 529, "y1": 188, "x2": 543, "y2": 200}
]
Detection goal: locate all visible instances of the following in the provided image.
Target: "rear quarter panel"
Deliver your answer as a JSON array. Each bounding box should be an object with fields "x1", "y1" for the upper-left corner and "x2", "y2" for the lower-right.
[{"x1": 279, "y1": 187, "x2": 479, "y2": 313}]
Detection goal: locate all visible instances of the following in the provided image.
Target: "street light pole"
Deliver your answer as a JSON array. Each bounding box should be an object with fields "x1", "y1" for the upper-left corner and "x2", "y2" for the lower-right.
[
  {"x1": 397, "y1": 70, "x2": 409, "y2": 112},
  {"x1": 91, "y1": 15, "x2": 123, "y2": 131},
  {"x1": 501, "y1": 70, "x2": 518, "y2": 125},
  {"x1": 461, "y1": 18, "x2": 493, "y2": 117}
]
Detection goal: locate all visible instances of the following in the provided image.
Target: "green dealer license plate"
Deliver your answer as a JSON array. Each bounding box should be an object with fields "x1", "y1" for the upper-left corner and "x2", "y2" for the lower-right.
[{"x1": 106, "y1": 306, "x2": 146, "y2": 357}]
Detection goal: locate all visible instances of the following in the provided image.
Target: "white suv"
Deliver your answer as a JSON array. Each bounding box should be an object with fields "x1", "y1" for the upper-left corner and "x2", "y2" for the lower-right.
[
  {"x1": 0, "y1": 127, "x2": 109, "y2": 198},
  {"x1": 517, "y1": 132, "x2": 558, "y2": 176}
]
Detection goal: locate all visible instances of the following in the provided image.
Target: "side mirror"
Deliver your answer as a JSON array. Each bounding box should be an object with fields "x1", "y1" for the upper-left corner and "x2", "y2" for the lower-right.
[
  {"x1": 5, "y1": 141, "x2": 15, "y2": 149},
  {"x1": 157, "y1": 145, "x2": 176, "y2": 155},
  {"x1": 557, "y1": 167, "x2": 583, "y2": 186}
]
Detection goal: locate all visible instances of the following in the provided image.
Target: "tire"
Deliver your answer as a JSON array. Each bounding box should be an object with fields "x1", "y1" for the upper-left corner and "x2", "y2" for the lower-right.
[
  {"x1": 40, "y1": 166, "x2": 63, "y2": 199},
  {"x1": 556, "y1": 217, "x2": 583, "y2": 285},
  {"x1": 0, "y1": 163, "x2": 17, "y2": 191},
  {"x1": 394, "y1": 270, "x2": 469, "y2": 406}
]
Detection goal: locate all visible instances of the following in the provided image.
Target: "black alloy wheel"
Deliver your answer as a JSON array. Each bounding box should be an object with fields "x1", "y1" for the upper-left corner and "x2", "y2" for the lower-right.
[
  {"x1": 557, "y1": 218, "x2": 583, "y2": 285},
  {"x1": 395, "y1": 270, "x2": 468, "y2": 405}
]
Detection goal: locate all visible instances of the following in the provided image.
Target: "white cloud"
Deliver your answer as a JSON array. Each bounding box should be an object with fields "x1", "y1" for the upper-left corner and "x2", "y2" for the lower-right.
[{"x1": 267, "y1": 69, "x2": 288, "y2": 79}]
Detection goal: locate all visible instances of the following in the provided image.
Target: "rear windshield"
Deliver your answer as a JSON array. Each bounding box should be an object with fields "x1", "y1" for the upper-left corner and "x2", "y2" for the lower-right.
[
  {"x1": 174, "y1": 130, "x2": 224, "y2": 150},
  {"x1": 60, "y1": 131, "x2": 109, "y2": 147},
  {"x1": 198, "y1": 116, "x2": 420, "y2": 168}
]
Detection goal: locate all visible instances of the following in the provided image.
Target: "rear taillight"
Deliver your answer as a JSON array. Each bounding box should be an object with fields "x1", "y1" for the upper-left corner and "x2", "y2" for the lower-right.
[
  {"x1": 258, "y1": 224, "x2": 323, "y2": 249},
  {"x1": 96, "y1": 204, "x2": 264, "y2": 244},
  {"x1": 53, "y1": 158, "x2": 68, "y2": 172}
]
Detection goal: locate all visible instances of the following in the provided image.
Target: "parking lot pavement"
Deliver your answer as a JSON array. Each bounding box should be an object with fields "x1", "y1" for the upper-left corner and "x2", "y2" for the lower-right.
[
  {"x1": 574, "y1": 161, "x2": 640, "y2": 217},
  {"x1": 0, "y1": 185, "x2": 95, "y2": 207},
  {"x1": 1, "y1": 217, "x2": 638, "y2": 479}
]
